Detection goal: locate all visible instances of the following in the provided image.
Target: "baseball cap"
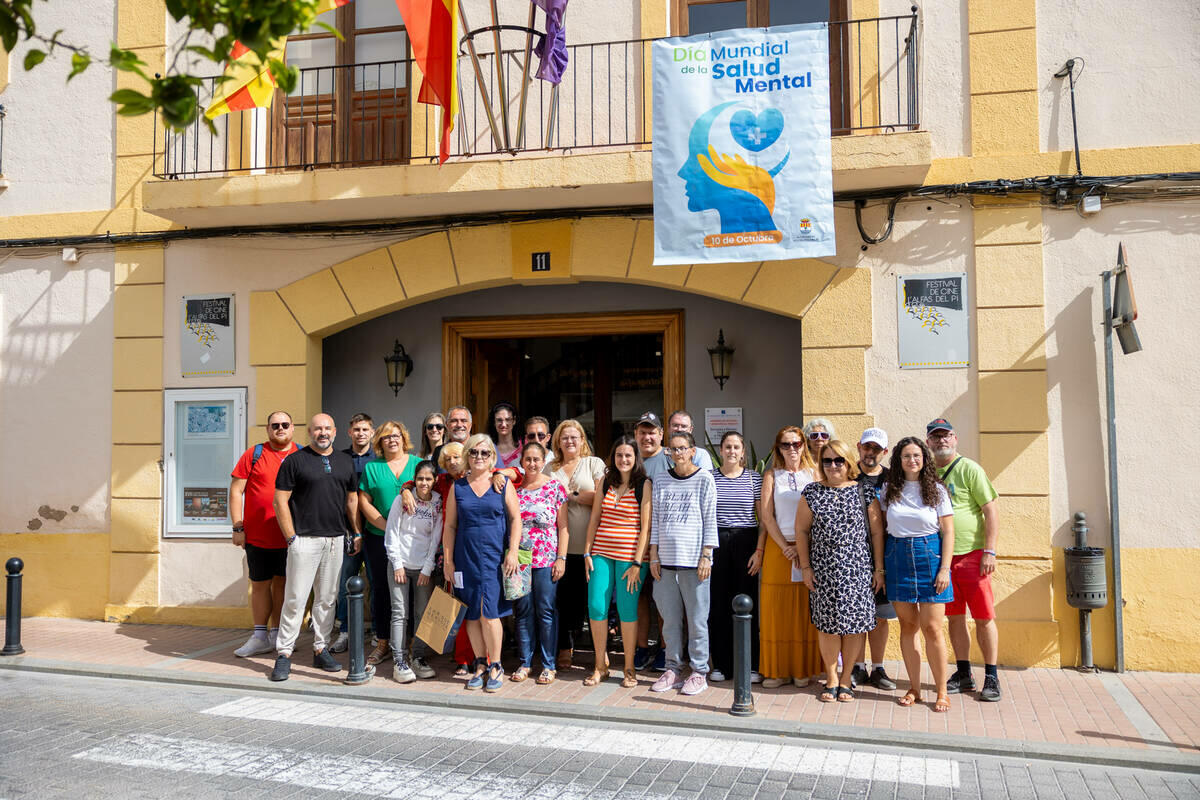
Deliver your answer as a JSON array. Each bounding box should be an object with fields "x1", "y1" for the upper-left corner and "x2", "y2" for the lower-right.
[
  {"x1": 636, "y1": 411, "x2": 663, "y2": 429},
  {"x1": 926, "y1": 418, "x2": 954, "y2": 434},
  {"x1": 859, "y1": 427, "x2": 888, "y2": 449}
]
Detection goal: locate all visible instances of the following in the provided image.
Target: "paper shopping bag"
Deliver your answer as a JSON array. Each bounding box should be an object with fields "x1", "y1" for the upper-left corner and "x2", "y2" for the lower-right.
[{"x1": 415, "y1": 585, "x2": 467, "y2": 654}]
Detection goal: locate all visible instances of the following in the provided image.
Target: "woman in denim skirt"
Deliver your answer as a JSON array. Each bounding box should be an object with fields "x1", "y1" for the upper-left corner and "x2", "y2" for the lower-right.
[{"x1": 879, "y1": 437, "x2": 955, "y2": 712}]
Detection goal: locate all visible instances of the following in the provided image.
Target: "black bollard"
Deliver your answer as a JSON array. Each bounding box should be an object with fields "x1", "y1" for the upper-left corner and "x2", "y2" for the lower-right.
[
  {"x1": 2, "y1": 557, "x2": 25, "y2": 656},
  {"x1": 344, "y1": 575, "x2": 373, "y2": 685},
  {"x1": 730, "y1": 593, "x2": 755, "y2": 717}
]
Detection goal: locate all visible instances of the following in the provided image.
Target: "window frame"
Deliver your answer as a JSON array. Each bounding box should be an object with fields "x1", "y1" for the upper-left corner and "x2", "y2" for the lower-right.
[{"x1": 163, "y1": 387, "x2": 248, "y2": 539}]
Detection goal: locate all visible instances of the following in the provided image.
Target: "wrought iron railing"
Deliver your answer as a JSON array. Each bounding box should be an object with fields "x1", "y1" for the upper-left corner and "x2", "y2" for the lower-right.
[{"x1": 154, "y1": 11, "x2": 919, "y2": 179}]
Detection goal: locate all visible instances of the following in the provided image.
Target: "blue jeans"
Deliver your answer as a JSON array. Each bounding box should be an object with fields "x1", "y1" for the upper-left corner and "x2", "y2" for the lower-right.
[
  {"x1": 513, "y1": 566, "x2": 558, "y2": 669},
  {"x1": 334, "y1": 547, "x2": 373, "y2": 631}
]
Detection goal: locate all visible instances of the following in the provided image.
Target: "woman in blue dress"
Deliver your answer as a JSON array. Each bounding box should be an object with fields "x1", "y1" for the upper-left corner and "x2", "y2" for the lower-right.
[{"x1": 443, "y1": 433, "x2": 521, "y2": 693}]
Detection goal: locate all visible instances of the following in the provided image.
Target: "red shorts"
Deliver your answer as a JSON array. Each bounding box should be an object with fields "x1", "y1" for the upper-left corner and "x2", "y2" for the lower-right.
[{"x1": 945, "y1": 549, "x2": 995, "y2": 620}]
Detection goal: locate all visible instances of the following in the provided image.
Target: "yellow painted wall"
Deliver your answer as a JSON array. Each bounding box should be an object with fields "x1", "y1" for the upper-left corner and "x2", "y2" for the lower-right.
[{"x1": 0, "y1": 533, "x2": 110, "y2": 619}]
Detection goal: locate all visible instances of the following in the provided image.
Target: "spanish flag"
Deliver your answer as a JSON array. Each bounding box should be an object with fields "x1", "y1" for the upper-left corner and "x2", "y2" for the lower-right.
[
  {"x1": 395, "y1": 0, "x2": 459, "y2": 163},
  {"x1": 205, "y1": 0, "x2": 352, "y2": 120}
]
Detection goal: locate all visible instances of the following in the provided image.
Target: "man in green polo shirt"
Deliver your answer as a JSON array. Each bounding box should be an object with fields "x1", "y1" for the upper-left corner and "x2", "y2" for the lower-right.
[{"x1": 927, "y1": 418, "x2": 1001, "y2": 702}]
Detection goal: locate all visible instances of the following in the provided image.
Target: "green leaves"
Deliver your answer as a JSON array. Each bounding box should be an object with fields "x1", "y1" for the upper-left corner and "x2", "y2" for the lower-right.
[
  {"x1": 22, "y1": 48, "x2": 44, "y2": 70},
  {"x1": 67, "y1": 51, "x2": 90, "y2": 81}
]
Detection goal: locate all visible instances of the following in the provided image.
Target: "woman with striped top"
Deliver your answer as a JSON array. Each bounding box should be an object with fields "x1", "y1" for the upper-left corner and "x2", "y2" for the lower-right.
[
  {"x1": 583, "y1": 435, "x2": 651, "y2": 688},
  {"x1": 708, "y1": 431, "x2": 765, "y2": 683}
]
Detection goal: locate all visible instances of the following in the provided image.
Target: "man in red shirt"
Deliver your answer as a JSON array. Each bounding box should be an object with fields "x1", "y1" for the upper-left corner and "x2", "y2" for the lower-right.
[{"x1": 229, "y1": 411, "x2": 300, "y2": 657}]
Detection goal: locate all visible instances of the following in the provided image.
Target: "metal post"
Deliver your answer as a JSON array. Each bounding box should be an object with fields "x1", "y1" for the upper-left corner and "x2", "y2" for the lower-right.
[
  {"x1": 1073, "y1": 513, "x2": 1094, "y2": 672},
  {"x1": 458, "y1": 4, "x2": 505, "y2": 151},
  {"x1": 3, "y1": 557, "x2": 25, "y2": 656},
  {"x1": 1102, "y1": 270, "x2": 1125, "y2": 673},
  {"x1": 514, "y1": 2, "x2": 537, "y2": 148},
  {"x1": 488, "y1": 0, "x2": 512, "y2": 152},
  {"x1": 730, "y1": 593, "x2": 755, "y2": 716},
  {"x1": 344, "y1": 575, "x2": 373, "y2": 685}
]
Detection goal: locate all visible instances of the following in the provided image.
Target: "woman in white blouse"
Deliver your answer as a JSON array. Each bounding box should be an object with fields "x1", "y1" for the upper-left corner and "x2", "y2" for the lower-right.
[{"x1": 879, "y1": 437, "x2": 955, "y2": 712}]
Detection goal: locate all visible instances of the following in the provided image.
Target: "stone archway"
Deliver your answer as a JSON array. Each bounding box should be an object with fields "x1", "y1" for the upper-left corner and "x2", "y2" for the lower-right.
[{"x1": 248, "y1": 217, "x2": 877, "y2": 447}]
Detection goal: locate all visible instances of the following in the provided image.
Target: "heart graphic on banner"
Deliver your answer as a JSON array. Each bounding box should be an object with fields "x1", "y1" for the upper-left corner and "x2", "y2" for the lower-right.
[{"x1": 729, "y1": 108, "x2": 784, "y2": 152}]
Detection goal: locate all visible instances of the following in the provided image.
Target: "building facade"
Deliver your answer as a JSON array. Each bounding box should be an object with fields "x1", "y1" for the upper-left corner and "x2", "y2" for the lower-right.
[{"x1": 1, "y1": 0, "x2": 1198, "y2": 670}]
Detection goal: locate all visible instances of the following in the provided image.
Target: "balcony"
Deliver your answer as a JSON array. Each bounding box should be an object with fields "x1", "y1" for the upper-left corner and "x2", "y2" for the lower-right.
[{"x1": 144, "y1": 12, "x2": 929, "y2": 226}]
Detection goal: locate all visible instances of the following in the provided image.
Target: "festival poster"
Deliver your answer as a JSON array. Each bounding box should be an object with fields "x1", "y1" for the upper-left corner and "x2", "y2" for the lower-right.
[
  {"x1": 181, "y1": 293, "x2": 235, "y2": 377},
  {"x1": 652, "y1": 24, "x2": 835, "y2": 265},
  {"x1": 897, "y1": 273, "x2": 970, "y2": 369}
]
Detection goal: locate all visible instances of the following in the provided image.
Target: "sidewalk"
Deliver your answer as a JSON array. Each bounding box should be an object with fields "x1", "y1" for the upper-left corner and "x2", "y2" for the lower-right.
[{"x1": 3, "y1": 618, "x2": 1199, "y2": 773}]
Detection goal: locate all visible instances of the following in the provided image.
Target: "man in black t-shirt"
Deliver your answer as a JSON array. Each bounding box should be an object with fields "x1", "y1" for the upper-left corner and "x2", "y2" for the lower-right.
[
  {"x1": 269, "y1": 413, "x2": 363, "y2": 682},
  {"x1": 853, "y1": 427, "x2": 898, "y2": 691}
]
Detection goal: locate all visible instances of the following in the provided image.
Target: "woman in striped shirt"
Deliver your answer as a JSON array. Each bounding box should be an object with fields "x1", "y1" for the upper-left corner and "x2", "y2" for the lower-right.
[
  {"x1": 708, "y1": 431, "x2": 765, "y2": 683},
  {"x1": 583, "y1": 435, "x2": 651, "y2": 689}
]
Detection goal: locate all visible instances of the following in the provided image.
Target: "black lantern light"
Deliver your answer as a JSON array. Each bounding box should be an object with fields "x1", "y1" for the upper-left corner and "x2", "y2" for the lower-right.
[
  {"x1": 708, "y1": 329, "x2": 734, "y2": 391},
  {"x1": 384, "y1": 340, "x2": 414, "y2": 395}
]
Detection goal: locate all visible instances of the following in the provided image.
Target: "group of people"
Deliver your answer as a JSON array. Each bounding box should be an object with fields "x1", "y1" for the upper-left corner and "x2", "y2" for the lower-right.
[{"x1": 228, "y1": 402, "x2": 1001, "y2": 709}]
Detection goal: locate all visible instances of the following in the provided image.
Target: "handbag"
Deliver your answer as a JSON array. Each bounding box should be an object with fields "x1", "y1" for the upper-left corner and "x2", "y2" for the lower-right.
[
  {"x1": 415, "y1": 585, "x2": 467, "y2": 654},
  {"x1": 503, "y1": 548, "x2": 534, "y2": 601},
  {"x1": 860, "y1": 481, "x2": 888, "y2": 605}
]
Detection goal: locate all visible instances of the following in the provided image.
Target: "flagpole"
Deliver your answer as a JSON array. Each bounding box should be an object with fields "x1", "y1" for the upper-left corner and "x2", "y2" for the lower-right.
[
  {"x1": 515, "y1": 2, "x2": 537, "y2": 149},
  {"x1": 543, "y1": 4, "x2": 568, "y2": 148},
  {"x1": 488, "y1": 0, "x2": 512, "y2": 152},
  {"x1": 457, "y1": 3, "x2": 505, "y2": 153}
]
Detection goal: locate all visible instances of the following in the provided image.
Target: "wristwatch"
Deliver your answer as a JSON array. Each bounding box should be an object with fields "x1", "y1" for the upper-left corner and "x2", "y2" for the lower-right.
[
  {"x1": 231, "y1": 522, "x2": 244, "y2": 532},
  {"x1": 556, "y1": 555, "x2": 568, "y2": 562}
]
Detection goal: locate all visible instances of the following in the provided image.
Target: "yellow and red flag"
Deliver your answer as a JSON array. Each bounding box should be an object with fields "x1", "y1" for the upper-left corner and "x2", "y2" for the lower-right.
[
  {"x1": 205, "y1": 0, "x2": 352, "y2": 121},
  {"x1": 395, "y1": 0, "x2": 459, "y2": 163}
]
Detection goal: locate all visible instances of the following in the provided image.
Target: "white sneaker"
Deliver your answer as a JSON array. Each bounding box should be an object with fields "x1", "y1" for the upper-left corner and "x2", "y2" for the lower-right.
[
  {"x1": 329, "y1": 630, "x2": 349, "y2": 654},
  {"x1": 750, "y1": 670, "x2": 763, "y2": 684},
  {"x1": 234, "y1": 634, "x2": 273, "y2": 658},
  {"x1": 709, "y1": 669, "x2": 726, "y2": 682}
]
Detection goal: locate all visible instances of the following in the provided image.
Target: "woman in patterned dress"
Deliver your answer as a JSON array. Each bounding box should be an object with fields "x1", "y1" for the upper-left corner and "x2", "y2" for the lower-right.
[
  {"x1": 796, "y1": 439, "x2": 885, "y2": 703},
  {"x1": 511, "y1": 441, "x2": 569, "y2": 684}
]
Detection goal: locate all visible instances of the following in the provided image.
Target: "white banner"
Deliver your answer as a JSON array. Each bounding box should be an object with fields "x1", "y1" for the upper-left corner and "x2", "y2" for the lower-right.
[{"x1": 652, "y1": 24, "x2": 835, "y2": 265}]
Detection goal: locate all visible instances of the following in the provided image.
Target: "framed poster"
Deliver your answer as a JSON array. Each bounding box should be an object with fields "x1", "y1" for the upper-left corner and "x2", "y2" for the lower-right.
[
  {"x1": 897, "y1": 273, "x2": 970, "y2": 369},
  {"x1": 182, "y1": 293, "x2": 235, "y2": 377},
  {"x1": 164, "y1": 387, "x2": 246, "y2": 537},
  {"x1": 704, "y1": 407, "x2": 744, "y2": 446}
]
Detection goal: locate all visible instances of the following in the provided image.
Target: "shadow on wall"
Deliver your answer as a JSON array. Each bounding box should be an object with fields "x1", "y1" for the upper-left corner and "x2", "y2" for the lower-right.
[
  {"x1": 1043, "y1": 208, "x2": 1200, "y2": 241},
  {"x1": 994, "y1": 570, "x2": 1058, "y2": 666}
]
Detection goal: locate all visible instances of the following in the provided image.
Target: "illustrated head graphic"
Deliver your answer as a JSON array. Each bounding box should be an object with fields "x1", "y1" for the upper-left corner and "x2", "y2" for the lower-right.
[{"x1": 677, "y1": 100, "x2": 791, "y2": 234}]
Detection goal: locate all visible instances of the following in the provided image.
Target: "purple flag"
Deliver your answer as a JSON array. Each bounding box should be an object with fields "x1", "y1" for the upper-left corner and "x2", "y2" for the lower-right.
[{"x1": 532, "y1": 0, "x2": 569, "y2": 84}]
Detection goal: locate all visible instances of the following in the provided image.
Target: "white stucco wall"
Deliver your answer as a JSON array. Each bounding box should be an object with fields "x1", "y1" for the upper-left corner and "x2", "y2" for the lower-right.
[
  {"x1": 0, "y1": 0, "x2": 116, "y2": 216},
  {"x1": 859, "y1": 200, "x2": 978, "y2": 452},
  {"x1": 1043, "y1": 203, "x2": 1200, "y2": 549},
  {"x1": 1038, "y1": 0, "x2": 1200, "y2": 153},
  {"x1": 0, "y1": 250, "x2": 113, "y2": 533}
]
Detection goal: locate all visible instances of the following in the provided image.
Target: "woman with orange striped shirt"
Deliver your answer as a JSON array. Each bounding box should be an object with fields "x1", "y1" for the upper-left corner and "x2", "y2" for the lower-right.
[{"x1": 583, "y1": 435, "x2": 651, "y2": 689}]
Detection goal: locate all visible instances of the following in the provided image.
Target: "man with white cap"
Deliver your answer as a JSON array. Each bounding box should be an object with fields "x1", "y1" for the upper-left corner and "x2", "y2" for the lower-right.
[{"x1": 852, "y1": 427, "x2": 897, "y2": 691}]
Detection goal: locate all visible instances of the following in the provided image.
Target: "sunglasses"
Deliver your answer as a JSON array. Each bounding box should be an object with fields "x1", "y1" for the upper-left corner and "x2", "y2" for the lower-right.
[
  {"x1": 468, "y1": 448, "x2": 492, "y2": 458},
  {"x1": 426, "y1": 423, "x2": 445, "y2": 431},
  {"x1": 321, "y1": 455, "x2": 332, "y2": 474},
  {"x1": 808, "y1": 432, "x2": 830, "y2": 441},
  {"x1": 779, "y1": 441, "x2": 803, "y2": 451},
  {"x1": 269, "y1": 422, "x2": 291, "y2": 430},
  {"x1": 526, "y1": 432, "x2": 549, "y2": 441},
  {"x1": 668, "y1": 446, "x2": 692, "y2": 455},
  {"x1": 821, "y1": 456, "x2": 847, "y2": 467}
]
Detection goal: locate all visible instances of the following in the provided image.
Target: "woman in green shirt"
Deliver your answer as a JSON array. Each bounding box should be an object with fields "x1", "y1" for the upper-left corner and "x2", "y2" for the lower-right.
[{"x1": 358, "y1": 420, "x2": 418, "y2": 667}]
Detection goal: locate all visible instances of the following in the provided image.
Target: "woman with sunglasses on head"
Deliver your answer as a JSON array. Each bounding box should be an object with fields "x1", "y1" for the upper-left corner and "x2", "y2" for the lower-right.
[
  {"x1": 759, "y1": 426, "x2": 823, "y2": 689},
  {"x1": 419, "y1": 413, "x2": 446, "y2": 461},
  {"x1": 803, "y1": 418, "x2": 836, "y2": 464},
  {"x1": 544, "y1": 419, "x2": 606, "y2": 672},
  {"x1": 443, "y1": 434, "x2": 522, "y2": 693},
  {"x1": 795, "y1": 440, "x2": 885, "y2": 703},
  {"x1": 489, "y1": 402, "x2": 523, "y2": 472},
  {"x1": 880, "y1": 437, "x2": 955, "y2": 712},
  {"x1": 357, "y1": 421, "x2": 418, "y2": 668}
]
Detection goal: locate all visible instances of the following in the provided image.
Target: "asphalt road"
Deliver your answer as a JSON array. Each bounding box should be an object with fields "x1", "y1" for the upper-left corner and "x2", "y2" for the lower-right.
[{"x1": 0, "y1": 670, "x2": 1196, "y2": 799}]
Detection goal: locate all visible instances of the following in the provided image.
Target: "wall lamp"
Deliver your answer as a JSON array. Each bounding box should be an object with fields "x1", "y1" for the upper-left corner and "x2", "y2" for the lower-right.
[
  {"x1": 384, "y1": 340, "x2": 414, "y2": 395},
  {"x1": 708, "y1": 329, "x2": 734, "y2": 391}
]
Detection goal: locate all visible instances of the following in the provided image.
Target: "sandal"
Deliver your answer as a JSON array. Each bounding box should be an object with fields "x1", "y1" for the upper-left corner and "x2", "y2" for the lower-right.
[
  {"x1": 621, "y1": 669, "x2": 638, "y2": 688},
  {"x1": 898, "y1": 690, "x2": 920, "y2": 707},
  {"x1": 366, "y1": 643, "x2": 391, "y2": 666},
  {"x1": 836, "y1": 686, "x2": 856, "y2": 703},
  {"x1": 933, "y1": 694, "x2": 952, "y2": 713},
  {"x1": 510, "y1": 666, "x2": 531, "y2": 682},
  {"x1": 557, "y1": 648, "x2": 573, "y2": 671},
  {"x1": 583, "y1": 664, "x2": 610, "y2": 687},
  {"x1": 818, "y1": 686, "x2": 838, "y2": 703},
  {"x1": 536, "y1": 668, "x2": 556, "y2": 685},
  {"x1": 453, "y1": 662, "x2": 471, "y2": 678}
]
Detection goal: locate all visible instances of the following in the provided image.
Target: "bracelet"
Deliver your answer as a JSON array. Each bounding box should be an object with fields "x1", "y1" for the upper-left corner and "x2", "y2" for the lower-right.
[
  {"x1": 874, "y1": 568, "x2": 885, "y2": 573},
  {"x1": 556, "y1": 555, "x2": 567, "y2": 562},
  {"x1": 754, "y1": 548, "x2": 764, "y2": 553},
  {"x1": 982, "y1": 549, "x2": 996, "y2": 556},
  {"x1": 650, "y1": 559, "x2": 661, "y2": 564},
  {"x1": 799, "y1": 564, "x2": 811, "y2": 570},
  {"x1": 699, "y1": 555, "x2": 711, "y2": 561}
]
